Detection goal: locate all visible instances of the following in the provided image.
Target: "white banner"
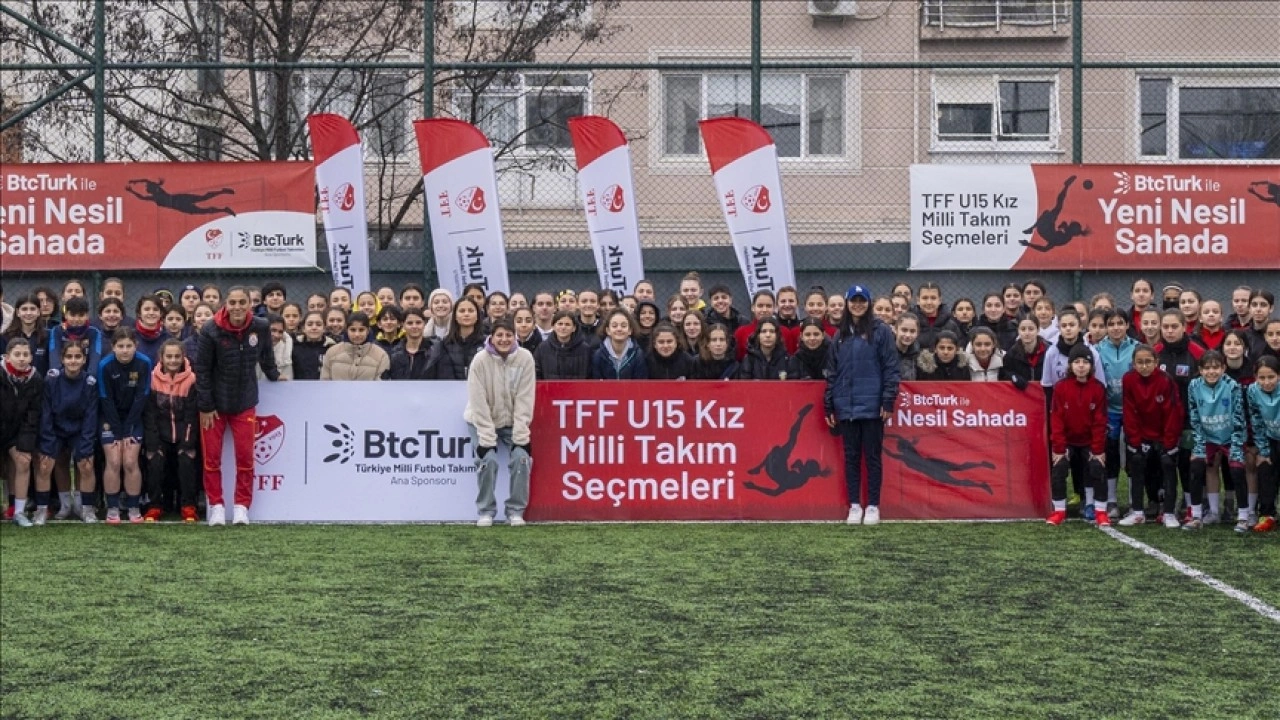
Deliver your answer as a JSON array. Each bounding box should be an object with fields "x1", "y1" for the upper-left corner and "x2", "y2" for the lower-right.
[
  {"x1": 308, "y1": 114, "x2": 372, "y2": 293},
  {"x1": 414, "y1": 119, "x2": 511, "y2": 297},
  {"x1": 909, "y1": 164, "x2": 1038, "y2": 271},
  {"x1": 569, "y1": 116, "x2": 645, "y2": 295},
  {"x1": 699, "y1": 118, "x2": 796, "y2": 295},
  {"x1": 217, "y1": 382, "x2": 510, "y2": 522}
]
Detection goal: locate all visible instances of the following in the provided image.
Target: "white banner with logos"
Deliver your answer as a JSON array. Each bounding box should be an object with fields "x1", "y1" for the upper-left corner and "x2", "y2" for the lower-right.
[
  {"x1": 308, "y1": 113, "x2": 372, "y2": 293},
  {"x1": 216, "y1": 382, "x2": 510, "y2": 522},
  {"x1": 568, "y1": 116, "x2": 645, "y2": 295}
]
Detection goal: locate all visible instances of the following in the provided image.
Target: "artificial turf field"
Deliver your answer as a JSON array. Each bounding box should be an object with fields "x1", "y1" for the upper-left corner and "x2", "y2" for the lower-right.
[{"x1": 1, "y1": 521, "x2": 1277, "y2": 719}]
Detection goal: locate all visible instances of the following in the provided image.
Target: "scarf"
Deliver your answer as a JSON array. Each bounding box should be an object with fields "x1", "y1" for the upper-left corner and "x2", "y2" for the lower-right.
[
  {"x1": 135, "y1": 319, "x2": 164, "y2": 341},
  {"x1": 62, "y1": 322, "x2": 88, "y2": 341},
  {"x1": 4, "y1": 360, "x2": 34, "y2": 381}
]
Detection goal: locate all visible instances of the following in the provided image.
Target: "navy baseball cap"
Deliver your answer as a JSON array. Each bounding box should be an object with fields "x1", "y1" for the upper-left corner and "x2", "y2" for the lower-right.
[{"x1": 845, "y1": 284, "x2": 871, "y2": 301}]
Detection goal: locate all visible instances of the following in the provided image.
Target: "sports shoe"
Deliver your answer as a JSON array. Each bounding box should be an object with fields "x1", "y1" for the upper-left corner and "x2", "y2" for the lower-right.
[
  {"x1": 508, "y1": 513, "x2": 526, "y2": 527},
  {"x1": 181, "y1": 506, "x2": 198, "y2": 524},
  {"x1": 1247, "y1": 511, "x2": 1258, "y2": 529},
  {"x1": 1080, "y1": 503, "x2": 1095, "y2": 524},
  {"x1": 32, "y1": 507, "x2": 48, "y2": 526},
  {"x1": 846, "y1": 505, "x2": 864, "y2": 525},
  {"x1": 207, "y1": 504, "x2": 226, "y2": 527},
  {"x1": 144, "y1": 507, "x2": 163, "y2": 523},
  {"x1": 1046, "y1": 510, "x2": 1068, "y2": 526},
  {"x1": 105, "y1": 508, "x2": 122, "y2": 525},
  {"x1": 80, "y1": 506, "x2": 97, "y2": 524},
  {"x1": 54, "y1": 504, "x2": 73, "y2": 521},
  {"x1": 1144, "y1": 502, "x2": 1160, "y2": 522},
  {"x1": 1234, "y1": 519, "x2": 1251, "y2": 534},
  {"x1": 3, "y1": 505, "x2": 13, "y2": 521},
  {"x1": 1202, "y1": 511, "x2": 1220, "y2": 526},
  {"x1": 1118, "y1": 510, "x2": 1146, "y2": 526},
  {"x1": 127, "y1": 508, "x2": 143, "y2": 524},
  {"x1": 1107, "y1": 502, "x2": 1120, "y2": 521},
  {"x1": 232, "y1": 505, "x2": 250, "y2": 525},
  {"x1": 1095, "y1": 509, "x2": 1112, "y2": 527},
  {"x1": 13, "y1": 511, "x2": 32, "y2": 527},
  {"x1": 864, "y1": 506, "x2": 881, "y2": 526},
  {"x1": 1163, "y1": 513, "x2": 1181, "y2": 529},
  {"x1": 1253, "y1": 516, "x2": 1277, "y2": 533},
  {"x1": 1181, "y1": 518, "x2": 1202, "y2": 531},
  {"x1": 476, "y1": 515, "x2": 494, "y2": 528}
]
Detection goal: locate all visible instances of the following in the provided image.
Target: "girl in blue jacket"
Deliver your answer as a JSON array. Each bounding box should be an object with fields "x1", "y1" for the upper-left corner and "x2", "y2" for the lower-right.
[
  {"x1": 98, "y1": 327, "x2": 152, "y2": 524},
  {"x1": 1095, "y1": 309, "x2": 1138, "y2": 519},
  {"x1": 1246, "y1": 356, "x2": 1280, "y2": 533},
  {"x1": 591, "y1": 309, "x2": 648, "y2": 380},
  {"x1": 824, "y1": 285, "x2": 900, "y2": 526},
  {"x1": 37, "y1": 342, "x2": 99, "y2": 523},
  {"x1": 1184, "y1": 351, "x2": 1246, "y2": 530}
]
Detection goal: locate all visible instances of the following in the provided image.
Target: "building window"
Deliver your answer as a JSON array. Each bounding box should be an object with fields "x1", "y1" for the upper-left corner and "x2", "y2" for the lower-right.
[
  {"x1": 456, "y1": 73, "x2": 589, "y2": 152},
  {"x1": 932, "y1": 74, "x2": 1059, "y2": 150},
  {"x1": 292, "y1": 70, "x2": 410, "y2": 159},
  {"x1": 921, "y1": 0, "x2": 1068, "y2": 29},
  {"x1": 661, "y1": 72, "x2": 846, "y2": 160},
  {"x1": 1140, "y1": 78, "x2": 1280, "y2": 160}
]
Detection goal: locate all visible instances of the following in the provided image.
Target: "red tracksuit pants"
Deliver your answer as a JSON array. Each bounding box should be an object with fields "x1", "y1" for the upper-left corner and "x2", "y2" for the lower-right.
[{"x1": 200, "y1": 408, "x2": 256, "y2": 508}]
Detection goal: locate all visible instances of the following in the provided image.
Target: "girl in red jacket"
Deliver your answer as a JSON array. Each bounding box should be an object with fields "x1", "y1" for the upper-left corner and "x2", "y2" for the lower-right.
[
  {"x1": 1118, "y1": 345, "x2": 1185, "y2": 528},
  {"x1": 1047, "y1": 345, "x2": 1109, "y2": 525}
]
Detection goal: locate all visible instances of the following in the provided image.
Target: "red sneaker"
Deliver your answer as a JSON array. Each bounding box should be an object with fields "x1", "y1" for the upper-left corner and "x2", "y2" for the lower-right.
[
  {"x1": 3, "y1": 506, "x2": 12, "y2": 521},
  {"x1": 180, "y1": 506, "x2": 199, "y2": 524},
  {"x1": 143, "y1": 507, "x2": 163, "y2": 523},
  {"x1": 1253, "y1": 516, "x2": 1276, "y2": 533},
  {"x1": 1046, "y1": 510, "x2": 1068, "y2": 526},
  {"x1": 1095, "y1": 509, "x2": 1112, "y2": 527}
]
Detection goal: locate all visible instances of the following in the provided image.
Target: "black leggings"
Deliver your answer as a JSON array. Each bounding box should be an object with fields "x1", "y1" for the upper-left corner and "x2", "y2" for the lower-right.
[
  {"x1": 840, "y1": 419, "x2": 884, "y2": 507},
  {"x1": 146, "y1": 440, "x2": 198, "y2": 509},
  {"x1": 1259, "y1": 439, "x2": 1280, "y2": 517},
  {"x1": 1129, "y1": 445, "x2": 1178, "y2": 515},
  {"x1": 1052, "y1": 447, "x2": 1105, "y2": 504}
]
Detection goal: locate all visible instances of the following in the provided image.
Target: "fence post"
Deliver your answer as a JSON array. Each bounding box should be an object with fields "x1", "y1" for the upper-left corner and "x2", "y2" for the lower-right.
[
  {"x1": 421, "y1": 0, "x2": 438, "y2": 289},
  {"x1": 93, "y1": 0, "x2": 105, "y2": 162},
  {"x1": 750, "y1": 0, "x2": 762, "y2": 123},
  {"x1": 1071, "y1": 0, "x2": 1083, "y2": 299}
]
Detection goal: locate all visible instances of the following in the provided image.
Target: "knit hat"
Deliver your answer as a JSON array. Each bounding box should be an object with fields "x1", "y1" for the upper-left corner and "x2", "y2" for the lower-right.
[
  {"x1": 1067, "y1": 344, "x2": 1094, "y2": 364},
  {"x1": 427, "y1": 288, "x2": 455, "y2": 307}
]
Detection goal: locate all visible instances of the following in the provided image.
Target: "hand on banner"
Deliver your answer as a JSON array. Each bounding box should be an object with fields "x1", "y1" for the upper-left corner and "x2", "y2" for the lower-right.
[
  {"x1": 200, "y1": 411, "x2": 218, "y2": 431},
  {"x1": 880, "y1": 409, "x2": 891, "y2": 422},
  {"x1": 826, "y1": 413, "x2": 837, "y2": 428}
]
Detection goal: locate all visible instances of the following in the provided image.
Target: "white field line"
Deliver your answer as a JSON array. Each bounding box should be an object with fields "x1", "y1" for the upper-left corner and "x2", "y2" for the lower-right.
[{"x1": 1099, "y1": 525, "x2": 1280, "y2": 624}]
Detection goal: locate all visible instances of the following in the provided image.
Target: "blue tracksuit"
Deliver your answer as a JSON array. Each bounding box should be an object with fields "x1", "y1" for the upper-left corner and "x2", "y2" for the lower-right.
[
  {"x1": 39, "y1": 368, "x2": 99, "y2": 460},
  {"x1": 1095, "y1": 335, "x2": 1138, "y2": 415},
  {"x1": 48, "y1": 325, "x2": 103, "y2": 374},
  {"x1": 1247, "y1": 383, "x2": 1280, "y2": 458},
  {"x1": 1186, "y1": 376, "x2": 1245, "y2": 462},
  {"x1": 98, "y1": 354, "x2": 153, "y2": 442}
]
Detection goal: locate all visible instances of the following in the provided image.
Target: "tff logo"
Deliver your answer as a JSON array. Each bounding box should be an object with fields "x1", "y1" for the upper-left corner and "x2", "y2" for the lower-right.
[
  {"x1": 205, "y1": 228, "x2": 223, "y2": 249},
  {"x1": 333, "y1": 182, "x2": 356, "y2": 212},
  {"x1": 741, "y1": 185, "x2": 771, "y2": 213},
  {"x1": 602, "y1": 184, "x2": 625, "y2": 213},
  {"x1": 254, "y1": 415, "x2": 286, "y2": 465},
  {"x1": 455, "y1": 186, "x2": 486, "y2": 214}
]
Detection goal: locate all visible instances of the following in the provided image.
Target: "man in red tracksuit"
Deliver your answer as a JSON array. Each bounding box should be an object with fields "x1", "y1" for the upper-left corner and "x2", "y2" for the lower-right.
[
  {"x1": 1118, "y1": 345, "x2": 1184, "y2": 527},
  {"x1": 195, "y1": 287, "x2": 280, "y2": 527},
  {"x1": 1047, "y1": 344, "x2": 1109, "y2": 526}
]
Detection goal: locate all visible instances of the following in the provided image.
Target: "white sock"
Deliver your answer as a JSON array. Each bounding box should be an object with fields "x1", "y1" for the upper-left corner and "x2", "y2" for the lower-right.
[
  {"x1": 1208, "y1": 493, "x2": 1220, "y2": 514},
  {"x1": 1085, "y1": 488, "x2": 1095, "y2": 507},
  {"x1": 58, "y1": 491, "x2": 72, "y2": 508},
  {"x1": 1184, "y1": 492, "x2": 1192, "y2": 507},
  {"x1": 1053, "y1": 500, "x2": 1067, "y2": 511},
  {"x1": 850, "y1": 503, "x2": 861, "y2": 510},
  {"x1": 1248, "y1": 493, "x2": 1259, "y2": 511},
  {"x1": 1191, "y1": 504, "x2": 1203, "y2": 519},
  {"x1": 1239, "y1": 507, "x2": 1250, "y2": 522},
  {"x1": 1107, "y1": 478, "x2": 1118, "y2": 503},
  {"x1": 14, "y1": 499, "x2": 26, "y2": 514}
]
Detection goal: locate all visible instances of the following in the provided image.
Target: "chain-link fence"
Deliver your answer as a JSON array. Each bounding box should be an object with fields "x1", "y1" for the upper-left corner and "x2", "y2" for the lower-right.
[{"x1": 3, "y1": 0, "x2": 1279, "y2": 307}]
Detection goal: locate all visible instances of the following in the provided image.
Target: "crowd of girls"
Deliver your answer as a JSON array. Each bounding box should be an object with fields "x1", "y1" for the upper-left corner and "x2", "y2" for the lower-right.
[{"x1": 2, "y1": 272, "x2": 1277, "y2": 530}]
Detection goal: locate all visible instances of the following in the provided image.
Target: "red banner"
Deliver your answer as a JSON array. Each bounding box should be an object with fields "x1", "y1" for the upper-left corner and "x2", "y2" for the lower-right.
[
  {"x1": 911, "y1": 163, "x2": 1280, "y2": 270},
  {"x1": 527, "y1": 381, "x2": 1049, "y2": 521},
  {"x1": 0, "y1": 161, "x2": 316, "y2": 271},
  {"x1": 884, "y1": 382, "x2": 1049, "y2": 520}
]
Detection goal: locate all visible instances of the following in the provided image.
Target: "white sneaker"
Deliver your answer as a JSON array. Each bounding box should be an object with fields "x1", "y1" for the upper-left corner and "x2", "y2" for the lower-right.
[
  {"x1": 54, "y1": 504, "x2": 73, "y2": 521},
  {"x1": 476, "y1": 515, "x2": 494, "y2": 528},
  {"x1": 863, "y1": 506, "x2": 881, "y2": 526},
  {"x1": 1162, "y1": 513, "x2": 1181, "y2": 529},
  {"x1": 232, "y1": 505, "x2": 250, "y2": 525},
  {"x1": 1117, "y1": 510, "x2": 1146, "y2": 526},
  {"x1": 207, "y1": 504, "x2": 226, "y2": 527},
  {"x1": 507, "y1": 513, "x2": 526, "y2": 527},
  {"x1": 79, "y1": 506, "x2": 97, "y2": 524},
  {"x1": 846, "y1": 504, "x2": 863, "y2": 525},
  {"x1": 31, "y1": 507, "x2": 48, "y2": 526},
  {"x1": 1202, "y1": 511, "x2": 1220, "y2": 526}
]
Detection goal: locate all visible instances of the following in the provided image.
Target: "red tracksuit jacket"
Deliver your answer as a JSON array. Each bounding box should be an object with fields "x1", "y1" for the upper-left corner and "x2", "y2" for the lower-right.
[
  {"x1": 1121, "y1": 369, "x2": 1183, "y2": 449},
  {"x1": 1050, "y1": 377, "x2": 1107, "y2": 455}
]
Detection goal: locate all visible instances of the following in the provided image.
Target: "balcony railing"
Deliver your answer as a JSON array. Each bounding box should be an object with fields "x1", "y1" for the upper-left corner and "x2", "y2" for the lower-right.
[{"x1": 922, "y1": 0, "x2": 1068, "y2": 31}]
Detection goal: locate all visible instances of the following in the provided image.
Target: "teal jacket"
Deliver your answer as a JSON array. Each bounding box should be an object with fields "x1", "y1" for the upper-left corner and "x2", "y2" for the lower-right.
[
  {"x1": 1246, "y1": 383, "x2": 1280, "y2": 457},
  {"x1": 1095, "y1": 336, "x2": 1138, "y2": 414},
  {"x1": 1186, "y1": 376, "x2": 1244, "y2": 461}
]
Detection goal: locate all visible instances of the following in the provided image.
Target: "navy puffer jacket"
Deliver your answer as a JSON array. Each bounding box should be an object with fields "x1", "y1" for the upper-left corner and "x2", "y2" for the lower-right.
[{"x1": 824, "y1": 319, "x2": 901, "y2": 421}]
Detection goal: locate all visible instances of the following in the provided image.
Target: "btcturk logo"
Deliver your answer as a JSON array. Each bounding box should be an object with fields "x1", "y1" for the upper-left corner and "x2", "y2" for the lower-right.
[
  {"x1": 455, "y1": 186, "x2": 486, "y2": 214},
  {"x1": 743, "y1": 404, "x2": 830, "y2": 496},
  {"x1": 740, "y1": 185, "x2": 771, "y2": 213},
  {"x1": 334, "y1": 182, "x2": 357, "y2": 212},
  {"x1": 323, "y1": 423, "x2": 357, "y2": 464},
  {"x1": 602, "y1": 184, "x2": 625, "y2": 213},
  {"x1": 205, "y1": 228, "x2": 223, "y2": 249},
  {"x1": 253, "y1": 415, "x2": 286, "y2": 465},
  {"x1": 236, "y1": 231, "x2": 251, "y2": 250}
]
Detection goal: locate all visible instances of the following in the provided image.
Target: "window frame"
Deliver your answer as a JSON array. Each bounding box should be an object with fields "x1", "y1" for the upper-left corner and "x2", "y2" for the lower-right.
[
  {"x1": 930, "y1": 72, "x2": 1061, "y2": 154},
  {"x1": 1134, "y1": 74, "x2": 1280, "y2": 164},
  {"x1": 290, "y1": 68, "x2": 415, "y2": 163},
  {"x1": 452, "y1": 72, "x2": 593, "y2": 157}
]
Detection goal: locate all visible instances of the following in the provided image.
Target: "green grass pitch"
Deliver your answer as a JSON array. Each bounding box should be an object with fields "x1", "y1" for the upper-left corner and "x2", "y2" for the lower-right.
[{"x1": 2, "y1": 522, "x2": 1278, "y2": 719}]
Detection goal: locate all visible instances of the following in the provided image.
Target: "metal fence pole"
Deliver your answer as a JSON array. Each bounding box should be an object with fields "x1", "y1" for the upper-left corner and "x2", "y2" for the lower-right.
[
  {"x1": 93, "y1": 0, "x2": 105, "y2": 162},
  {"x1": 750, "y1": 0, "x2": 762, "y2": 123},
  {"x1": 421, "y1": 0, "x2": 438, "y2": 289},
  {"x1": 1071, "y1": 0, "x2": 1084, "y2": 300}
]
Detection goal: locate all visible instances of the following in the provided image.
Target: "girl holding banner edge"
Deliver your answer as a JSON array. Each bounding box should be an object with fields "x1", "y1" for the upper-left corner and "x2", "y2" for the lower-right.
[{"x1": 824, "y1": 284, "x2": 901, "y2": 526}]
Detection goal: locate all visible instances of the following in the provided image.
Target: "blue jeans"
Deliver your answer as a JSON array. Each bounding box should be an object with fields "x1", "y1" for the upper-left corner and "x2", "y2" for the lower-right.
[{"x1": 466, "y1": 424, "x2": 531, "y2": 518}]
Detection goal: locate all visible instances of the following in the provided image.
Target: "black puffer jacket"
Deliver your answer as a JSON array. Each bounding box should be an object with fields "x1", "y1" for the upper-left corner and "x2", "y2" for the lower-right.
[
  {"x1": 736, "y1": 346, "x2": 798, "y2": 380},
  {"x1": 0, "y1": 364, "x2": 43, "y2": 452},
  {"x1": 793, "y1": 341, "x2": 831, "y2": 380},
  {"x1": 195, "y1": 309, "x2": 278, "y2": 415},
  {"x1": 915, "y1": 350, "x2": 970, "y2": 381},
  {"x1": 429, "y1": 331, "x2": 486, "y2": 380},
  {"x1": 647, "y1": 349, "x2": 694, "y2": 380},
  {"x1": 291, "y1": 336, "x2": 335, "y2": 381},
  {"x1": 386, "y1": 342, "x2": 435, "y2": 380},
  {"x1": 691, "y1": 356, "x2": 738, "y2": 380},
  {"x1": 534, "y1": 333, "x2": 593, "y2": 379}
]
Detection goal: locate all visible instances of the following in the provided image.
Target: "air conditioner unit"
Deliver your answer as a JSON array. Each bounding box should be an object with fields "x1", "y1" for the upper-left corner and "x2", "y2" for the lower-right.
[{"x1": 808, "y1": 0, "x2": 858, "y2": 17}]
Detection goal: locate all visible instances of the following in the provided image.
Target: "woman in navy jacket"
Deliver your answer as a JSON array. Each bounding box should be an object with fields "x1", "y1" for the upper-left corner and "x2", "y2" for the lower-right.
[{"x1": 824, "y1": 284, "x2": 901, "y2": 526}]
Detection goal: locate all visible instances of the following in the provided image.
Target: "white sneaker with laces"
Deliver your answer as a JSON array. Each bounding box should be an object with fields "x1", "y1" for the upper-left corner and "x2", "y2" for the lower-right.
[
  {"x1": 863, "y1": 506, "x2": 881, "y2": 526},
  {"x1": 1202, "y1": 511, "x2": 1220, "y2": 526},
  {"x1": 1117, "y1": 510, "x2": 1145, "y2": 526},
  {"x1": 1162, "y1": 513, "x2": 1181, "y2": 529},
  {"x1": 846, "y1": 505, "x2": 863, "y2": 525},
  {"x1": 207, "y1": 504, "x2": 226, "y2": 527},
  {"x1": 79, "y1": 506, "x2": 97, "y2": 524},
  {"x1": 508, "y1": 513, "x2": 526, "y2": 527},
  {"x1": 476, "y1": 515, "x2": 494, "y2": 528},
  {"x1": 32, "y1": 507, "x2": 48, "y2": 526},
  {"x1": 232, "y1": 505, "x2": 250, "y2": 525},
  {"x1": 54, "y1": 504, "x2": 73, "y2": 521}
]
